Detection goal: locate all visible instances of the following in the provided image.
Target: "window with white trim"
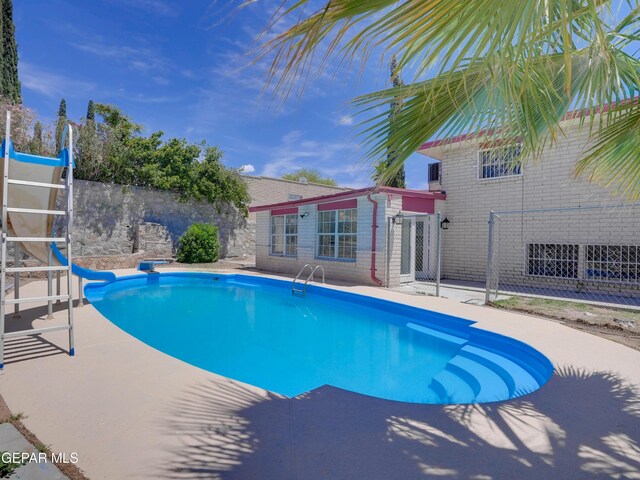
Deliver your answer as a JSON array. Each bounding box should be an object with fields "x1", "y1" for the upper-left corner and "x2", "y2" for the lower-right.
[
  {"x1": 585, "y1": 245, "x2": 639, "y2": 284},
  {"x1": 478, "y1": 145, "x2": 522, "y2": 179},
  {"x1": 271, "y1": 214, "x2": 298, "y2": 256},
  {"x1": 317, "y1": 208, "x2": 357, "y2": 260},
  {"x1": 527, "y1": 243, "x2": 578, "y2": 279}
]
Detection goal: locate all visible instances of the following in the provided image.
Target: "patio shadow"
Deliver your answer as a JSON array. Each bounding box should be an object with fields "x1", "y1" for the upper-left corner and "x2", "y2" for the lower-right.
[
  {"x1": 2, "y1": 302, "x2": 78, "y2": 364},
  {"x1": 159, "y1": 366, "x2": 640, "y2": 479}
]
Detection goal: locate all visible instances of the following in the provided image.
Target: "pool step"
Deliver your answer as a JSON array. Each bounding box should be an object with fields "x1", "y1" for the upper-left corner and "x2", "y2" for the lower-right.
[
  {"x1": 428, "y1": 344, "x2": 542, "y2": 404},
  {"x1": 429, "y1": 366, "x2": 477, "y2": 404},
  {"x1": 459, "y1": 345, "x2": 540, "y2": 398}
]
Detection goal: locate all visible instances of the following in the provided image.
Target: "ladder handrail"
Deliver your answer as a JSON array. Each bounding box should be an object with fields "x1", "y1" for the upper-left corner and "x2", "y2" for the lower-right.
[
  {"x1": 292, "y1": 264, "x2": 325, "y2": 296},
  {"x1": 293, "y1": 264, "x2": 313, "y2": 286},
  {"x1": 306, "y1": 265, "x2": 325, "y2": 284}
]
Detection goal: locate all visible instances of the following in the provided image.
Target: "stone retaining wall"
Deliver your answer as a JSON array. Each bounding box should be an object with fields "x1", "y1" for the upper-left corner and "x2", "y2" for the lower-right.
[{"x1": 69, "y1": 180, "x2": 255, "y2": 259}]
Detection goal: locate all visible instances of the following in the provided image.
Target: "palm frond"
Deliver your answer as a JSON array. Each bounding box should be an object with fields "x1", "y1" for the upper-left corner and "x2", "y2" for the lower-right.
[{"x1": 576, "y1": 101, "x2": 640, "y2": 198}]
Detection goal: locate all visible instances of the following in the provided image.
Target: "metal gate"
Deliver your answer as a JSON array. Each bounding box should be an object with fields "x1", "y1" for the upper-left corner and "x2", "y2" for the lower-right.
[{"x1": 387, "y1": 212, "x2": 441, "y2": 296}]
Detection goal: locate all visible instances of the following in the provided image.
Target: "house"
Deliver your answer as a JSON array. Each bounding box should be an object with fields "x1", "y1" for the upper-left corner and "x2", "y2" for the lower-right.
[
  {"x1": 418, "y1": 116, "x2": 640, "y2": 297},
  {"x1": 251, "y1": 115, "x2": 639, "y2": 298},
  {"x1": 249, "y1": 187, "x2": 445, "y2": 286}
]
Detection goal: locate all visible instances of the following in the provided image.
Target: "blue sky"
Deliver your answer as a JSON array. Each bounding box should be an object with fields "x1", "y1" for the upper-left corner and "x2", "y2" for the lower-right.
[{"x1": 14, "y1": 0, "x2": 432, "y2": 188}]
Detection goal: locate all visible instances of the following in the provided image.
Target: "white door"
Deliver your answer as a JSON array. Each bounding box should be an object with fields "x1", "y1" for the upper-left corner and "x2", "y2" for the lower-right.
[
  {"x1": 399, "y1": 218, "x2": 415, "y2": 283},
  {"x1": 400, "y1": 216, "x2": 433, "y2": 283}
]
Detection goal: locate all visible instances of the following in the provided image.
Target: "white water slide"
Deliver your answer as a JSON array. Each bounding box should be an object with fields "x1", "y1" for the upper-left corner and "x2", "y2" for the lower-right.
[{"x1": 0, "y1": 111, "x2": 115, "y2": 368}]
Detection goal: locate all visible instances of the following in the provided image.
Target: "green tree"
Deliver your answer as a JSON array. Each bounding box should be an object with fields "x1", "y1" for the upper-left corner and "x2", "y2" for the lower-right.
[
  {"x1": 86, "y1": 100, "x2": 95, "y2": 123},
  {"x1": 1, "y1": 0, "x2": 21, "y2": 104},
  {"x1": 282, "y1": 168, "x2": 337, "y2": 186},
  {"x1": 55, "y1": 98, "x2": 67, "y2": 152},
  {"x1": 29, "y1": 121, "x2": 44, "y2": 155},
  {"x1": 374, "y1": 55, "x2": 406, "y2": 188},
  {"x1": 261, "y1": 1, "x2": 640, "y2": 198},
  {"x1": 74, "y1": 103, "x2": 250, "y2": 215}
]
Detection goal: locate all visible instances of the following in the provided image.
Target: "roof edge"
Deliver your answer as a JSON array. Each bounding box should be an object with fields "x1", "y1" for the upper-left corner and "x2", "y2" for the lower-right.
[{"x1": 249, "y1": 186, "x2": 446, "y2": 212}]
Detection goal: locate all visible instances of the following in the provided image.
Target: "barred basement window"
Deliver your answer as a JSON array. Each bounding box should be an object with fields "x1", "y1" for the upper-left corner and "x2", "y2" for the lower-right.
[
  {"x1": 585, "y1": 245, "x2": 640, "y2": 284},
  {"x1": 527, "y1": 244, "x2": 579, "y2": 279},
  {"x1": 271, "y1": 214, "x2": 298, "y2": 256},
  {"x1": 478, "y1": 145, "x2": 522, "y2": 179}
]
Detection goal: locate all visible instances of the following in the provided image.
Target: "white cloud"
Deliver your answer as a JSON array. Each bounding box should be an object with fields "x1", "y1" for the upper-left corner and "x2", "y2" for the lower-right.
[
  {"x1": 69, "y1": 40, "x2": 169, "y2": 75},
  {"x1": 257, "y1": 130, "x2": 373, "y2": 187},
  {"x1": 336, "y1": 115, "x2": 354, "y2": 126},
  {"x1": 240, "y1": 164, "x2": 256, "y2": 173},
  {"x1": 102, "y1": 0, "x2": 178, "y2": 17},
  {"x1": 20, "y1": 62, "x2": 95, "y2": 98}
]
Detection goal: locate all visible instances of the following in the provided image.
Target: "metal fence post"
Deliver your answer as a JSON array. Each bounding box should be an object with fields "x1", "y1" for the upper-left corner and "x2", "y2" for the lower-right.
[
  {"x1": 435, "y1": 212, "x2": 441, "y2": 297},
  {"x1": 485, "y1": 211, "x2": 496, "y2": 304}
]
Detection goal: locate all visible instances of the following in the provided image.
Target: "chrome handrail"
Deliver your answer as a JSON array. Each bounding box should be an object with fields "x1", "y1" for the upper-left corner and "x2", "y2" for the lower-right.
[
  {"x1": 292, "y1": 264, "x2": 313, "y2": 293},
  {"x1": 307, "y1": 265, "x2": 325, "y2": 284}
]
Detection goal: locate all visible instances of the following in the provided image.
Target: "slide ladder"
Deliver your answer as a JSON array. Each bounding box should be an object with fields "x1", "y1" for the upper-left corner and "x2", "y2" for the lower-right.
[
  {"x1": 0, "y1": 112, "x2": 76, "y2": 368},
  {"x1": 292, "y1": 264, "x2": 325, "y2": 297}
]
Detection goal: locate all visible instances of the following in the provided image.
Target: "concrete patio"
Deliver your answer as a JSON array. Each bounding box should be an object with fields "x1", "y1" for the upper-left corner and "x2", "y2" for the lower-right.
[{"x1": 0, "y1": 268, "x2": 639, "y2": 479}]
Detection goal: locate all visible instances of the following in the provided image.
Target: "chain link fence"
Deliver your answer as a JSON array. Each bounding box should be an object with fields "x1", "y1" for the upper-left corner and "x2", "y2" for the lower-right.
[
  {"x1": 485, "y1": 204, "x2": 640, "y2": 308},
  {"x1": 386, "y1": 213, "x2": 441, "y2": 296}
]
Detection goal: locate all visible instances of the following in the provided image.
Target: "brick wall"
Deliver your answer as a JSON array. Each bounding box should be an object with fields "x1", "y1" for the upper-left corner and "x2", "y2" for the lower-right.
[
  {"x1": 429, "y1": 122, "x2": 638, "y2": 283},
  {"x1": 255, "y1": 194, "x2": 387, "y2": 285}
]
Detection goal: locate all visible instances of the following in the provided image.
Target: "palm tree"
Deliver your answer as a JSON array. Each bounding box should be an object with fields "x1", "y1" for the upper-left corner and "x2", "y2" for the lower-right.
[{"x1": 260, "y1": 1, "x2": 640, "y2": 197}]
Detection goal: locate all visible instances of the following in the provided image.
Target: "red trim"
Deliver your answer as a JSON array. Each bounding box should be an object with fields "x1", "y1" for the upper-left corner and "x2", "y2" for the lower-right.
[
  {"x1": 317, "y1": 199, "x2": 357, "y2": 211},
  {"x1": 249, "y1": 186, "x2": 445, "y2": 212},
  {"x1": 271, "y1": 207, "x2": 298, "y2": 215},
  {"x1": 418, "y1": 98, "x2": 638, "y2": 153},
  {"x1": 402, "y1": 196, "x2": 434, "y2": 213},
  {"x1": 366, "y1": 194, "x2": 383, "y2": 286}
]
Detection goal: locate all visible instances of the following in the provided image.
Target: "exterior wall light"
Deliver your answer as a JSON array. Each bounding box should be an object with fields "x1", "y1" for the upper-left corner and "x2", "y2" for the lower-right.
[
  {"x1": 300, "y1": 212, "x2": 309, "y2": 219},
  {"x1": 440, "y1": 217, "x2": 450, "y2": 230},
  {"x1": 393, "y1": 212, "x2": 404, "y2": 225}
]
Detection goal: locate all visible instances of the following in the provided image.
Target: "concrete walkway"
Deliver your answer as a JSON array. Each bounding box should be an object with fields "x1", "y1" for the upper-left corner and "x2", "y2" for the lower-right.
[
  {"x1": 0, "y1": 269, "x2": 639, "y2": 479},
  {"x1": 0, "y1": 423, "x2": 67, "y2": 479}
]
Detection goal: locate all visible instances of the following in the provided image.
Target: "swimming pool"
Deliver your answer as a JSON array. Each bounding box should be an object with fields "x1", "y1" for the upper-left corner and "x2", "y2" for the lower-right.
[{"x1": 84, "y1": 273, "x2": 553, "y2": 404}]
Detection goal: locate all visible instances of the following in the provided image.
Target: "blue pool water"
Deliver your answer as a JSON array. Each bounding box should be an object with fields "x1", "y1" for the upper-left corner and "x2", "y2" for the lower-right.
[{"x1": 84, "y1": 273, "x2": 553, "y2": 404}]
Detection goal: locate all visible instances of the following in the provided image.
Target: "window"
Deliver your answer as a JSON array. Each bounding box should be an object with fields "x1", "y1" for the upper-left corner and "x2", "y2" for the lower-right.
[
  {"x1": 428, "y1": 162, "x2": 441, "y2": 182},
  {"x1": 478, "y1": 145, "x2": 522, "y2": 179},
  {"x1": 271, "y1": 214, "x2": 298, "y2": 256},
  {"x1": 527, "y1": 244, "x2": 578, "y2": 279},
  {"x1": 585, "y1": 245, "x2": 639, "y2": 284},
  {"x1": 317, "y1": 208, "x2": 357, "y2": 260}
]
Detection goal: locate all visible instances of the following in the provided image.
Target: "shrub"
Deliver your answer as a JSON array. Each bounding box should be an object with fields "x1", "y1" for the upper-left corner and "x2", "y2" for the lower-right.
[{"x1": 176, "y1": 224, "x2": 220, "y2": 263}]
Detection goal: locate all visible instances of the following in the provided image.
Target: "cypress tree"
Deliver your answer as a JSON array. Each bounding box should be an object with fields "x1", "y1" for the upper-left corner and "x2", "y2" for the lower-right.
[
  {"x1": 86, "y1": 100, "x2": 95, "y2": 122},
  {"x1": 30, "y1": 121, "x2": 43, "y2": 154},
  {"x1": 373, "y1": 55, "x2": 406, "y2": 188},
  {"x1": 58, "y1": 98, "x2": 66, "y2": 118},
  {"x1": 1, "y1": 0, "x2": 21, "y2": 104},
  {"x1": 55, "y1": 98, "x2": 67, "y2": 152}
]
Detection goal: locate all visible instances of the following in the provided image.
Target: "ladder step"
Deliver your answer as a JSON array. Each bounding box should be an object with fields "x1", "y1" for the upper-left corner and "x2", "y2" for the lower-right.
[
  {"x1": 5, "y1": 237, "x2": 66, "y2": 243},
  {"x1": 6, "y1": 207, "x2": 66, "y2": 215},
  {"x1": 4, "y1": 324, "x2": 71, "y2": 339},
  {"x1": 7, "y1": 179, "x2": 65, "y2": 189},
  {"x1": 5, "y1": 266, "x2": 69, "y2": 273},
  {"x1": 4, "y1": 294, "x2": 71, "y2": 305}
]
